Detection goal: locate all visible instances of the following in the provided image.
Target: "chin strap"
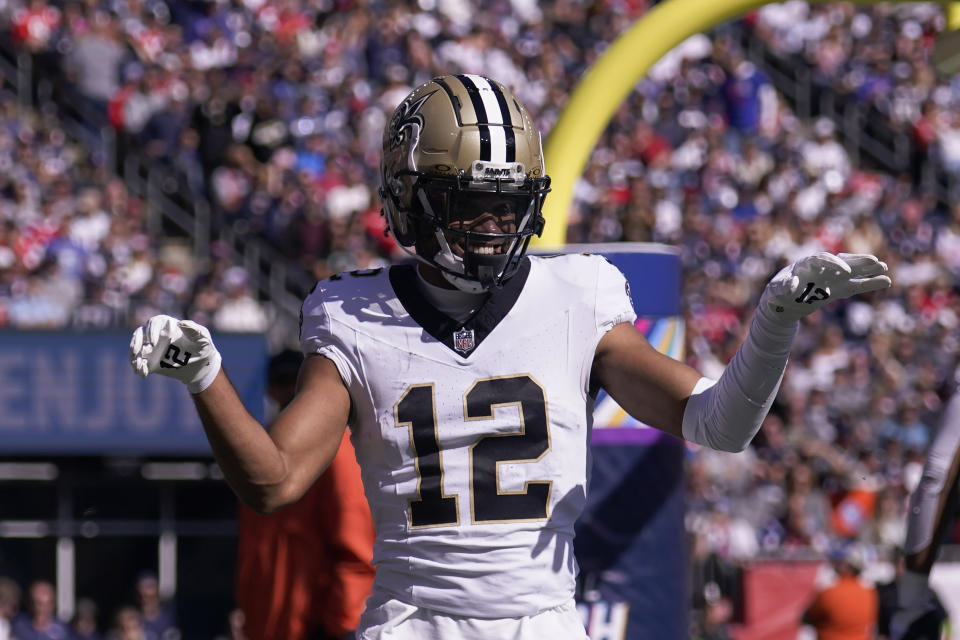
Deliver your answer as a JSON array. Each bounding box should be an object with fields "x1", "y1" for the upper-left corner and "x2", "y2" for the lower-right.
[
  {"x1": 431, "y1": 234, "x2": 488, "y2": 293},
  {"x1": 440, "y1": 270, "x2": 489, "y2": 294},
  {"x1": 433, "y1": 232, "x2": 511, "y2": 293}
]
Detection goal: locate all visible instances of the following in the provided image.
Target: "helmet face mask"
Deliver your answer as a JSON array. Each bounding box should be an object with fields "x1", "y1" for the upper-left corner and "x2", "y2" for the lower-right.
[{"x1": 380, "y1": 75, "x2": 551, "y2": 292}]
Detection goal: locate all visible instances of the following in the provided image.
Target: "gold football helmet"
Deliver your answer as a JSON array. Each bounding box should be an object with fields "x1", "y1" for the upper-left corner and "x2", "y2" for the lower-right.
[{"x1": 380, "y1": 74, "x2": 551, "y2": 292}]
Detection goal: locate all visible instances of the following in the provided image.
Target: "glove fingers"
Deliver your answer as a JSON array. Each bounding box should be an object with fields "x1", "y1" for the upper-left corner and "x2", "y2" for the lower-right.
[
  {"x1": 837, "y1": 252, "x2": 873, "y2": 264},
  {"x1": 179, "y1": 320, "x2": 209, "y2": 343},
  {"x1": 146, "y1": 315, "x2": 175, "y2": 346},
  {"x1": 129, "y1": 327, "x2": 143, "y2": 359},
  {"x1": 808, "y1": 252, "x2": 852, "y2": 276},
  {"x1": 145, "y1": 316, "x2": 160, "y2": 346},
  {"x1": 853, "y1": 261, "x2": 888, "y2": 278},
  {"x1": 147, "y1": 317, "x2": 181, "y2": 371},
  {"x1": 129, "y1": 327, "x2": 151, "y2": 378},
  {"x1": 848, "y1": 275, "x2": 892, "y2": 295},
  {"x1": 838, "y1": 253, "x2": 888, "y2": 277}
]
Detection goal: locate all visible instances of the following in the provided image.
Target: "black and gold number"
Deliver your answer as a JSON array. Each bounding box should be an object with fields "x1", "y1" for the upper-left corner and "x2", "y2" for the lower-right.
[
  {"x1": 394, "y1": 375, "x2": 551, "y2": 528},
  {"x1": 395, "y1": 384, "x2": 460, "y2": 528}
]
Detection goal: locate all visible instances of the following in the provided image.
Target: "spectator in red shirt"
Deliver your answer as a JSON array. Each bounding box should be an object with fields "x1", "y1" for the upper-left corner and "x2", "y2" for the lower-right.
[{"x1": 10, "y1": 0, "x2": 60, "y2": 53}]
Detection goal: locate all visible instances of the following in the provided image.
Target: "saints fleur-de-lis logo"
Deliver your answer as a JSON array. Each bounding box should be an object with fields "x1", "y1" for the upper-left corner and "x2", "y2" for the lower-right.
[{"x1": 388, "y1": 91, "x2": 435, "y2": 150}]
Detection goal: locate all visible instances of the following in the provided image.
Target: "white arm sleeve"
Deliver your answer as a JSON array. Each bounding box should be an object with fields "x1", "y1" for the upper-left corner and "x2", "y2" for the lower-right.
[
  {"x1": 903, "y1": 388, "x2": 960, "y2": 567},
  {"x1": 681, "y1": 303, "x2": 797, "y2": 452}
]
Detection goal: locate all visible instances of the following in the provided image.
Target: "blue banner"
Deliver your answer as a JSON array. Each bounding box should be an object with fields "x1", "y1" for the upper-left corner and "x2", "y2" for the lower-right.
[
  {"x1": 0, "y1": 331, "x2": 266, "y2": 455},
  {"x1": 576, "y1": 437, "x2": 688, "y2": 640}
]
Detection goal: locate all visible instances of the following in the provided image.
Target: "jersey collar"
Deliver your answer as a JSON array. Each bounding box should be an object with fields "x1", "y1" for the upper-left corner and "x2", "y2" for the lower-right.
[{"x1": 389, "y1": 257, "x2": 531, "y2": 357}]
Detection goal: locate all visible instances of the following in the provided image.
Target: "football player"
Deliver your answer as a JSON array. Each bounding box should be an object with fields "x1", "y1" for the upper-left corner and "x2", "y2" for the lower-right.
[
  {"x1": 889, "y1": 383, "x2": 959, "y2": 640},
  {"x1": 129, "y1": 74, "x2": 891, "y2": 639}
]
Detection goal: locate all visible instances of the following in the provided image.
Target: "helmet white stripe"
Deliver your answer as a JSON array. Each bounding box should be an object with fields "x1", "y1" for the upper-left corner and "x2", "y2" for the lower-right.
[
  {"x1": 465, "y1": 74, "x2": 505, "y2": 124},
  {"x1": 488, "y1": 126, "x2": 508, "y2": 163},
  {"x1": 462, "y1": 74, "x2": 510, "y2": 163}
]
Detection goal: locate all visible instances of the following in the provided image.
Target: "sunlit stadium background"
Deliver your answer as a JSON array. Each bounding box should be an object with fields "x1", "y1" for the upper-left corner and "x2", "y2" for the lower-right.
[{"x1": 2, "y1": 0, "x2": 960, "y2": 638}]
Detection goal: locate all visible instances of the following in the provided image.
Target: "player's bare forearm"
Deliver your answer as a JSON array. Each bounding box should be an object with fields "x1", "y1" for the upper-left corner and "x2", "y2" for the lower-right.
[
  {"x1": 192, "y1": 355, "x2": 351, "y2": 513},
  {"x1": 192, "y1": 369, "x2": 292, "y2": 513},
  {"x1": 129, "y1": 315, "x2": 292, "y2": 510},
  {"x1": 593, "y1": 323, "x2": 701, "y2": 438}
]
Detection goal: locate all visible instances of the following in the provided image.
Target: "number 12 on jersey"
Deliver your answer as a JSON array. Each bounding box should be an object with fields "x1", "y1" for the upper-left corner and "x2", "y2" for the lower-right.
[{"x1": 394, "y1": 375, "x2": 552, "y2": 528}]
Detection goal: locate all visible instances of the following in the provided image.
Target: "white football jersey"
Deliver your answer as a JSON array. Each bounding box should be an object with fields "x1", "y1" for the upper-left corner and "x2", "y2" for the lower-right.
[{"x1": 300, "y1": 254, "x2": 636, "y2": 618}]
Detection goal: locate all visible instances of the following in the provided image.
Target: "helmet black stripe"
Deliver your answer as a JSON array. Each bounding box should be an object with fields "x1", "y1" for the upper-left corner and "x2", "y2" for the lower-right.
[
  {"x1": 434, "y1": 76, "x2": 463, "y2": 126},
  {"x1": 456, "y1": 74, "x2": 488, "y2": 121},
  {"x1": 477, "y1": 126, "x2": 492, "y2": 161},
  {"x1": 456, "y1": 74, "x2": 493, "y2": 161}
]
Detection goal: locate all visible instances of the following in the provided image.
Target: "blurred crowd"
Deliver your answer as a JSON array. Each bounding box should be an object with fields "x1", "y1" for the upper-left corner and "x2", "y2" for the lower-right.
[
  {"x1": 0, "y1": 572, "x2": 185, "y2": 640},
  {"x1": 751, "y1": 1, "x2": 960, "y2": 177},
  {"x1": 3, "y1": 0, "x2": 960, "y2": 636},
  {"x1": 0, "y1": 85, "x2": 272, "y2": 332}
]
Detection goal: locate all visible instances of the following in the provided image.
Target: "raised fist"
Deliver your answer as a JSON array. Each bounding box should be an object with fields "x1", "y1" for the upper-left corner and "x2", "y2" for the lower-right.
[{"x1": 129, "y1": 315, "x2": 222, "y2": 394}]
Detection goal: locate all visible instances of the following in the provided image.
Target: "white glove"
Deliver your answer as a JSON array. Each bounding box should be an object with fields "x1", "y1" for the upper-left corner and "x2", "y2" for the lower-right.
[
  {"x1": 129, "y1": 315, "x2": 222, "y2": 394},
  {"x1": 761, "y1": 252, "x2": 891, "y2": 324}
]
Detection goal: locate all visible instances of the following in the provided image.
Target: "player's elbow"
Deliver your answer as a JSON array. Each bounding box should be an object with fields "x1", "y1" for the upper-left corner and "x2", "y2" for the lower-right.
[
  {"x1": 242, "y1": 499, "x2": 275, "y2": 516},
  {"x1": 695, "y1": 423, "x2": 753, "y2": 453},
  {"x1": 248, "y1": 501, "x2": 284, "y2": 516},
  {"x1": 712, "y1": 440, "x2": 750, "y2": 454},
  {"x1": 241, "y1": 491, "x2": 290, "y2": 516},
  {"x1": 238, "y1": 481, "x2": 301, "y2": 515},
  {"x1": 698, "y1": 427, "x2": 753, "y2": 453},
  {"x1": 686, "y1": 416, "x2": 753, "y2": 453}
]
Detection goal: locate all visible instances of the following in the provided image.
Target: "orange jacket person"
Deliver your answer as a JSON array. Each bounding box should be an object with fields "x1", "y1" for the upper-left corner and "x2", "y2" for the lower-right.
[
  {"x1": 235, "y1": 351, "x2": 375, "y2": 640},
  {"x1": 803, "y1": 543, "x2": 879, "y2": 640}
]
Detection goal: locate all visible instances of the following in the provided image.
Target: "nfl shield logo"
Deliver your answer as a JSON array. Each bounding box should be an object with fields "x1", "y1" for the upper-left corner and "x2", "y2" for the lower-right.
[{"x1": 453, "y1": 328, "x2": 475, "y2": 354}]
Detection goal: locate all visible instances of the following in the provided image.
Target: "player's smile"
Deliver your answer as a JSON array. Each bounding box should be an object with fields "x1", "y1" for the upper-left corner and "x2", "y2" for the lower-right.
[
  {"x1": 447, "y1": 211, "x2": 517, "y2": 257},
  {"x1": 466, "y1": 243, "x2": 502, "y2": 255}
]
